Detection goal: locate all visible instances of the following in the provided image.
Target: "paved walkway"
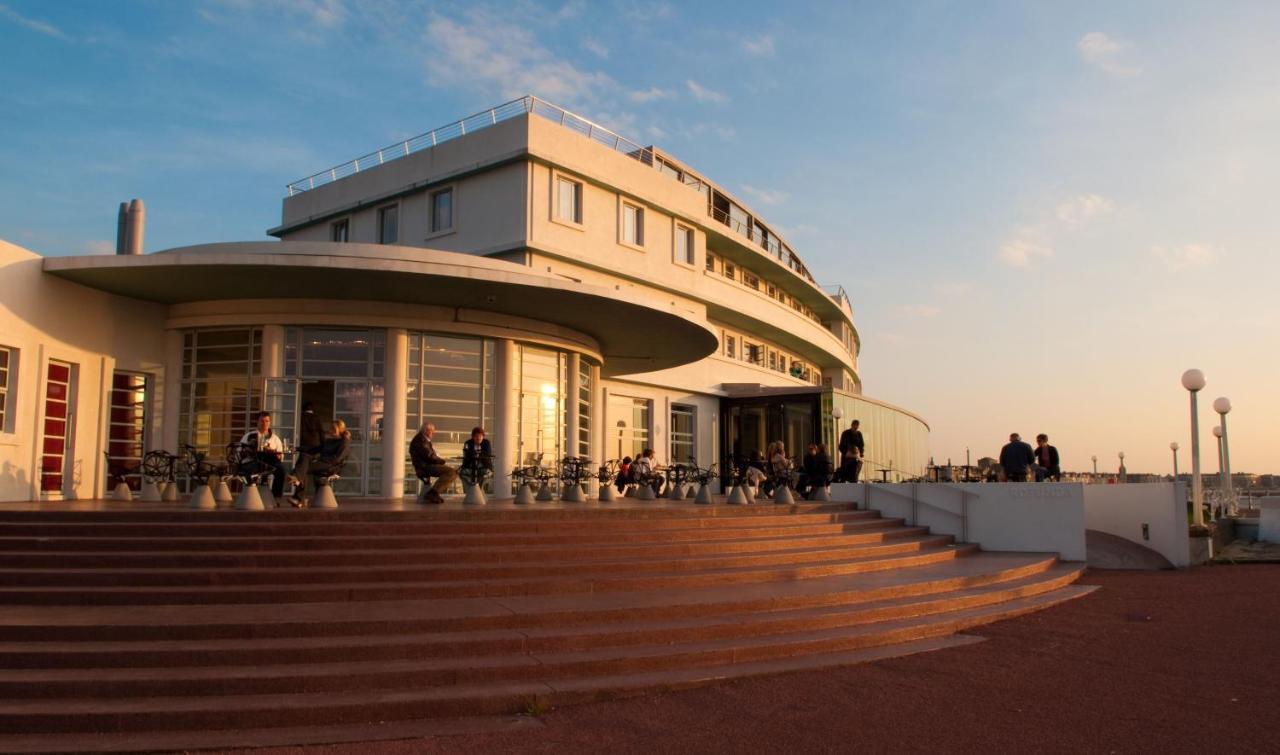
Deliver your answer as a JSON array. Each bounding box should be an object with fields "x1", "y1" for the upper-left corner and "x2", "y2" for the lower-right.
[{"x1": 233, "y1": 565, "x2": 1280, "y2": 754}]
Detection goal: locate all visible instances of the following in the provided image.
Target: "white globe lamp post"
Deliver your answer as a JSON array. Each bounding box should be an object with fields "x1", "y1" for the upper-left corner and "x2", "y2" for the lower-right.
[
  {"x1": 1170, "y1": 442, "x2": 1180, "y2": 479},
  {"x1": 1091, "y1": 454, "x2": 1098, "y2": 477},
  {"x1": 1117, "y1": 451, "x2": 1126, "y2": 483},
  {"x1": 1181, "y1": 369, "x2": 1206, "y2": 526},
  {"x1": 1213, "y1": 397, "x2": 1235, "y2": 515}
]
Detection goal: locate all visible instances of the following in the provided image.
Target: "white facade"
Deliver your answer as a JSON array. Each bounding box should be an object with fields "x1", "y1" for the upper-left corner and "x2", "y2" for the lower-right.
[{"x1": 0, "y1": 98, "x2": 929, "y2": 502}]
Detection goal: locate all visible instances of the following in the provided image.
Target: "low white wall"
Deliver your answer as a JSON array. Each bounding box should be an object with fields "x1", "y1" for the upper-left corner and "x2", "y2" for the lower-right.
[
  {"x1": 830, "y1": 482, "x2": 1087, "y2": 562},
  {"x1": 1082, "y1": 483, "x2": 1189, "y2": 568}
]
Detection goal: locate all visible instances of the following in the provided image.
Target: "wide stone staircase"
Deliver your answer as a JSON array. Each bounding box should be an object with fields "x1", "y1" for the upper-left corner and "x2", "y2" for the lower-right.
[{"x1": 0, "y1": 503, "x2": 1092, "y2": 752}]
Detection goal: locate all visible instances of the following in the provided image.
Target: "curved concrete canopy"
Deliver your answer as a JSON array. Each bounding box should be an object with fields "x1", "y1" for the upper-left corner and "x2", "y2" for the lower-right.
[{"x1": 42, "y1": 241, "x2": 718, "y2": 377}]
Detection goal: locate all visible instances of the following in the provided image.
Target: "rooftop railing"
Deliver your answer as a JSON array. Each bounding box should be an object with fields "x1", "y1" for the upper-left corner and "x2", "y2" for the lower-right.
[{"x1": 286, "y1": 95, "x2": 670, "y2": 196}]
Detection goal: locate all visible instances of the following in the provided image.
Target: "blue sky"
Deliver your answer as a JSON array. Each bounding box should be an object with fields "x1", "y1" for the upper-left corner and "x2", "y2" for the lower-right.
[{"x1": 2, "y1": 1, "x2": 1278, "y2": 473}]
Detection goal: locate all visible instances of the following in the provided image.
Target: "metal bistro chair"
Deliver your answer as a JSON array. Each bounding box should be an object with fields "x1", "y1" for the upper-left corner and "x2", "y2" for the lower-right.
[
  {"x1": 558, "y1": 456, "x2": 592, "y2": 502},
  {"x1": 595, "y1": 459, "x2": 620, "y2": 502},
  {"x1": 691, "y1": 461, "x2": 718, "y2": 504},
  {"x1": 103, "y1": 452, "x2": 139, "y2": 502},
  {"x1": 511, "y1": 452, "x2": 547, "y2": 505},
  {"x1": 225, "y1": 442, "x2": 271, "y2": 510},
  {"x1": 768, "y1": 457, "x2": 798, "y2": 505},
  {"x1": 457, "y1": 453, "x2": 495, "y2": 506}
]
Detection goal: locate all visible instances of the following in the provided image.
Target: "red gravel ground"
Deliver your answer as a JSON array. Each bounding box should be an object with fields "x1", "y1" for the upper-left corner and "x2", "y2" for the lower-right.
[{"x1": 240, "y1": 566, "x2": 1280, "y2": 754}]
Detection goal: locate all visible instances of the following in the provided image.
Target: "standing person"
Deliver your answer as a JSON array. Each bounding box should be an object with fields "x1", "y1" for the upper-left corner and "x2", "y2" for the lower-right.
[
  {"x1": 287, "y1": 420, "x2": 351, "y2": 507},
  {"x1": 1034, "y1": 434, "x2": 1061, "y2": 481},
  {"x1": 297, "y1": 402, "x2": 325, "y2": 455},
  {"x1": 409, "y1": 422, "x2": 458, "y2": 504},
  {"x1": 838, "y1": 420, "x2": 865, "y2": 483},
  {"x1": 999, "y1": 433, "x2": 1036, "y2": 482},
  {"x1": 240, "y1": 411, "x2": 286, "y2": 501}
]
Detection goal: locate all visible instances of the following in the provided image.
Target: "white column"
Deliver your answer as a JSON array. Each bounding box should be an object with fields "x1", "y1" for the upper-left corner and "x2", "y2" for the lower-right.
[
  {"x1": 566, "y1": 353, "x2": 581, "y2": 458},
  {"x1": 260, "y1": 325, "x2": 285, "y2": 380},
  {"x1": 382, "y1": 328, "x2": 408, "y2": 499},
  {"x1": 591, "y1": 364, "x2": 605, "y2": 464},
  {"x1": 160, "y1": 330, "x2": 183, "y2": 451},
  {"x1": 492, "y1": 339, "x2": 518, "y2": 495}
]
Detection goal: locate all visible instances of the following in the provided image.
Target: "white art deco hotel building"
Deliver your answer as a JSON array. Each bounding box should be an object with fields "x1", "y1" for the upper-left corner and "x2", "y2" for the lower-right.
[{"x1": 0, "y1": 97, "x2": 928, "y2": 502}]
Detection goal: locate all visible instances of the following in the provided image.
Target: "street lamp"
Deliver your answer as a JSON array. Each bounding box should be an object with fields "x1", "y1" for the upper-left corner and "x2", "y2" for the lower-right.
[
  {"x1": 1181, "y1": 369, "x2": 1206, "y2": 526},
  {"x1": 1214, "y1": 397, "x2": 1235, "y2": 515},
  {"x1": 1118, "y1": 451, "x2": 1127, "y2": 483},
  {"x1": 1091, "y1": 454, "x2": 1098, "y2": 476},
  {"x1": 1212, "y1": 426, "x2": 1225, "y2": 491},
  {"x1": 1170, "y1": 442, "x2": 1180, "y2": 478}
]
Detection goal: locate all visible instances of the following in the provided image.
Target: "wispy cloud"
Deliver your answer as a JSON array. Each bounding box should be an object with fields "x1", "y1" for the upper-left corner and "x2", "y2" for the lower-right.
[
  {"x1": 1152, "y1": 243, "x2": 1221, "y2": 272},
  {"x1": 740, "y1": 184, "x2": 788, "y2": 206},
  {"x1": 934, "y1": 281, "x2": 973, "y2": 296},
  {"x1": 1055, "y1": 193, "x2": 1116, "y2": 226},
  {"x1": 1077, "y1": 32, "x2": 1141, "y2": 76},
  {"x1": 742, "y1": 33, "x2": 775, "y2": 56},
  {"x1": 0, "y1": 2, "x2": 69, "y2": 39},
  {"x1": 999, "y1": 229, "x2": 1054, "y2": 268},
  {"x1": 897, "y1": 304, "x2": 941, "y2": 318},
  {"x1": 628, "y1": 86, "x2": 672, "y2": 103},
  {"x1": 582, "y1": 37, "x2": 608, "y2": 58},
  {"x1": 686, "y1": 79, "x2": 728, "y2": 104}
]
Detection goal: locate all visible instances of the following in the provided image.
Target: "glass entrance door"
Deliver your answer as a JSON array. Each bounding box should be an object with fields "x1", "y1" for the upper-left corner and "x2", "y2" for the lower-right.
[
  {"x1": 334, "y1": 380, "x2": 370, "y2": 496},
  {"x1": 40, "y1": 361, "x2": 76, "y2": 497}
]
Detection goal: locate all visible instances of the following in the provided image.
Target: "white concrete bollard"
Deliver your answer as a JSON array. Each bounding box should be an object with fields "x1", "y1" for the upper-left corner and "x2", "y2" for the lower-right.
[
  {"x1": 140, "y1": 481, "x2": 163, "y2": 502},
  {"x1": 774, "y1": 485, "x2": 796, "y2": 505},
  {"x1": 188, "y1": 484, "x2": 217, "y2": 510},
  {"x1": 463, "y1": 482, "x2": 487, "y2": 506},
  {"x1": 726, "y1": 485, "x2": 751, "y2": 505},
  {"x1": 810, "y1": 485, "x2": 832, "y2": 502},
  {"x1": 535, "y1": 481, "x2": 555, "y2": 502},
  {"x1": 694, "y1": 483, "x2": 714, "y2": 504},
  {"x1": 234, "y1": 484, "x2": 265, "y2": 511},
  {"x1": 160, "y1": 482, "x2": 179, "y2": 502},
  {"x1": 514, "y1": 482, "x2": 536, "y2": 505},
  {"x1": 311, "y1": 483, "x2": 338, "y2": 509},
  {"x1": 111, "y1": 482, "x2": 133, "y2": 502},
  {"x1": 213, "y1": 477, "x2": 234, "y2": 503},
  {"x1": 561, "y1": 483, "x2": 585, "y2": 503},
  {"x1": 598, "y1": 484, "x2": 617, "y2": 502},
  {"x1": 667, "y1": 481, "x2": 684, "y2": 501},
  {"x1": 637, "y1": 483, "x2": 657, "y2": 501}
]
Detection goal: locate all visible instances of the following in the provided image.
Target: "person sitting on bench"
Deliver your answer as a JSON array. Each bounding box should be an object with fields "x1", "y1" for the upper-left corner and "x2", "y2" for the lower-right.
[
  {"x1": 410, "y1": 422, "x2": 458, "y2": 504},
  {"x1": 240, "y1": 411, "x2": 286, "y2": 500},
  {"x1": 286, "y1": 420, "x2": 351, "y2": 507}
]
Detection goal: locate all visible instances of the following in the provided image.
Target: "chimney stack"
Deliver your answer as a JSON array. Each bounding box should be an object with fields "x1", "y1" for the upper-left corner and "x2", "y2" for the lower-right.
[{"x1": 116, "y1": 198, "x2": 145, "y2": 255}]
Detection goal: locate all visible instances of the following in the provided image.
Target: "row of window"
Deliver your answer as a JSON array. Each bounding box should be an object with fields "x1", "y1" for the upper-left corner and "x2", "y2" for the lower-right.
[
  {"x1": 719, "y1": 329, "x2": 822, "y2": 386},
  {"x1": 705, "y1": 252, "x2": 823, "y2": 325},
  {"x1": 555, "y1": 174, "x2": 697, "y2": 265},
  {"x1": 329, "y1": 187, "x2": 455, "y2": 245}
]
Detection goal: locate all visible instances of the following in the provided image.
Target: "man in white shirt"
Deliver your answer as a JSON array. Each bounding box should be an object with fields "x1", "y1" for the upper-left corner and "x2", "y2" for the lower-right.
[
  {"x1": 240, "y1": 411, "x2": 286, "y2": 499},
  {"x1": 631, "y1": 448, "x2": 665, "y2": 496}
]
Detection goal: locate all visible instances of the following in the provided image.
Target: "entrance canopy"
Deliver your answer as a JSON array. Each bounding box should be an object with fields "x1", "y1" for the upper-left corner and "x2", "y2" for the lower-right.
[{"x1": 43, "y1": 242, "x2": 718, "y2": 377}]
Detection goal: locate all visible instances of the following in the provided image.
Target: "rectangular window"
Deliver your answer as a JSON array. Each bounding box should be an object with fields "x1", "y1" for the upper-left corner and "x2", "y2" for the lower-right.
[
  {"x1": 767, "y1": 283, "x2": 777, "y2": 298},
  {"x1": 723, "y1": 333, "x2": 736, "y2": 359},
  {"x1": 622, "y1": 202, "x2": 644, "y2": 246},
  {"x1": 670, "y1": 404, "x2": 696, "y2": 465},
  {"x1": 705, "y1": 251, "x2": 716, "y2": 272},
  {"x1": 743, "y1": 271, "x2": 760, "y2": 290},
  {"x1": 378, "y1": 205, "x2": 398, "y2": 244},
  {"x1": 675, "y1": 224, "x2": 694, "y2": 265},
  {"x1": 723, "y1": 261, "x2": 736, "y2": 281},
  {"x1": 556, "y1": 176, "x2": 582, "y2": 224},
  {"x1": 430, "y1": 188, "x2": 453, "y2": 233},
  {"x1": 745, "y1": 343, "x2": 761, "y2": 364},
  {"x1": 578, "y1": 358, "x2": 593, "y2": 457},
  {"x1": 768, "y1": 350, "x2": 778, "y2": 371},
  {"x1": 330, "y1": 219, "x2": 349, "y2": 242},
  {"x1": 107, "y1": 372, "x2": 148, "y2": 491},
  {"x1": 0, "y1": 346, "x2": 10, "y2": 433},
  {"x1": 41, "y1": 360, "x2": 76, "y2": 494}
]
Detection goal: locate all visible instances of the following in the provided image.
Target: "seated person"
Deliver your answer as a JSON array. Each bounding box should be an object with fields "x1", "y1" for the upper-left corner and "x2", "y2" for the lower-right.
[
  {"x1": 615, "y1": 455, "x2": 633, "y2": 493},
  {"x1": 769, "y1": 441, "x2": 794, "y2": 493},
  {"x1": 287, "y1": 420, "x2": 351, "y2": 507},
  {"x1": 745, "y1": 450, "x2": 769, "y2": 495},
  {"x1": 799, "y1": 443, "x2": 833, "y2": 499},
  {"x1": 239, "y1": 411, "x2": 286, "y2": 500},
  {"x1": 631, "y1": 448, "x2": 664, "y2": 495},
  {"x1": 461, "y1": 426, "x2": 494, "y2": 482},
  {"x1": 409, "y1": 422, "x2": 458, "y2": 504}
]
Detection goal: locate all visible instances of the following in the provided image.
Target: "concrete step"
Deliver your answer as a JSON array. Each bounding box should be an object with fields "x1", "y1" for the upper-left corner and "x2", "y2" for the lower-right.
[
  {"x1": 0, "y1": 534, "x2": 956, "y2": 588},
  {"x1": 0, "y1": 543, "x2": 978, "y2": 605},
  {"x1": 0, "y1": 552, "x2": 1061, "y2": 642},
  {"x1": 0, "y1": 586, "x2": 1096, "y2": 735},
  {"x1": 0, "y1": 563, "x2": 1083, "y2": 676}
]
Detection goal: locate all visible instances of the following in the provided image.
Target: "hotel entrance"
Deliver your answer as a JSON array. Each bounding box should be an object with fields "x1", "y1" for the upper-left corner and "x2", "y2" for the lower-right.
[{"x1": 722, "y1": 391, "x2": 820, "y2": 472}]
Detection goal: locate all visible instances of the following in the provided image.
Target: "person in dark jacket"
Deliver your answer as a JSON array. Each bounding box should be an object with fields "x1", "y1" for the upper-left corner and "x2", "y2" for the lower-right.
[
  {"x1": 409, "y1": 422, "x2": 458, "y2": 504},
  {"x1": 1034, "y1": 434, "x2": 1061, "y2": 481},
  {"x1": 798, "y1": 443, "x2": 832, "y2": 499},
  {"x1": 287, "y1": 420, "x2": 351, "y2": 507},
  {"x1": 837, "y1": 420, "x2": 865, "y2": 482},
  {"x1": 999, "y1": 433, "x2": 1036, "y2": 482},
  {"x1": 461, "y1": 426, "x2": 494, "y2": 481},
  {"x1": 297, "y1": 402, "x2": 325, "y2": 455}
]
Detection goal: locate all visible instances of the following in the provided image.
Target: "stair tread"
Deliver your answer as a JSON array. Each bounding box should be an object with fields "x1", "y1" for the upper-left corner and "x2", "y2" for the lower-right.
[
  {"x1": 0, "y1": 552, "x2": 1064, "y2": 629},
  {"x1": 0, "y1": 564, "x2": 1085, "y2": 673},
  {"x1": 0, "y1": 586, "x2": 1097, "y2": 713},
  {"x1": 0, "y1": 541, "x2": 972, "y2": 595}
]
